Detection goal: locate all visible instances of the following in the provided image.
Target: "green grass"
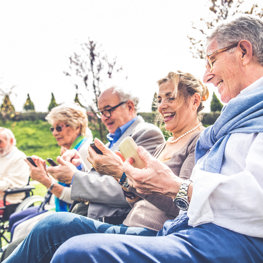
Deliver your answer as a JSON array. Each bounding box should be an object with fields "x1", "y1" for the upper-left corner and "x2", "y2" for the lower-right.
[
  {"x1": 32, "y1": 181, "x2": 48, "y2": 196},
  {"x1": 0, "y1": 119, "x2": 109, "y2": 158},
  {"x1": 0, "y1": 120, "x2": 60, "y2": 160}
]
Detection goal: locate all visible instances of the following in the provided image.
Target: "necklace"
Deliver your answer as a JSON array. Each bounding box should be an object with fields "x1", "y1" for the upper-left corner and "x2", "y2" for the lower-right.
[{"x1": 168, "y1": 123, "x2": 202, "y2": 144}]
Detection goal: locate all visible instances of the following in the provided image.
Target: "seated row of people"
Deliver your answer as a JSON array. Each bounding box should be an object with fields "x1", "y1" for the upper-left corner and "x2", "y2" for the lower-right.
[
  {"x1": 6, "y1": 85, "x2": 165, "y2": 246},
  {"x1": 0, "y1": 103, "x2": 94, "y2": 214},
  {"x1": 2, "y1": 14, "x2": 263, "y2": 263},
  {"x1": 2, "y1": 69, "x2": 208, "y2": 259}
]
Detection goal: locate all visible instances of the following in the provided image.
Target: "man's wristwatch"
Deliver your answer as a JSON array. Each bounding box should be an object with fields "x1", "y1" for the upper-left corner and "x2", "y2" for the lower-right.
[{"x1": 173, "y1": 180, "x2": 191, "y2": 211}]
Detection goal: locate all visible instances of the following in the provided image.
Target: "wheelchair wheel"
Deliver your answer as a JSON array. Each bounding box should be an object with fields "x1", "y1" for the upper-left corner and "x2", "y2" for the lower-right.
[{"x1": 14, "y1": 196, "x2": 44, "y2": 212}]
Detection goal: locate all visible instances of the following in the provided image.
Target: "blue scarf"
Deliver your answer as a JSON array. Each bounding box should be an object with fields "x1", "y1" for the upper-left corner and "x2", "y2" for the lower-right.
[{"x1": 195, "y1": 78, "x2": 263, "y2": 173}]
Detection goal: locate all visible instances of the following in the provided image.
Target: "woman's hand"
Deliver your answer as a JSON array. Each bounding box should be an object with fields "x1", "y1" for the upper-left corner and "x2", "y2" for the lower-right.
[
  {"x1": 25, "y1": 156, "x2": 52, "y2": 188},
  {"x1": 47, "y1": 157, "x2": 77, "y2": 184},
  {"x1": 61, "y1": 149, "x2": 83, "y2": 168},
  {"x1": 123, "y1": 146, "x2": 182, "y2": 198},
  {"x1": 87, "y1": 138, "x2": 124, "y2": 178}
]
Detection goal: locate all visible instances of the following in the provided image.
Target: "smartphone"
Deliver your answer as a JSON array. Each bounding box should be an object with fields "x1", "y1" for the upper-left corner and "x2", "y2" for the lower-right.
[
  {"x1": 47, "y1": 158, "x2": 58, "y2": 166},
  {"x1": 26, "y1": 156, "x2": 37, "y2": 167},
  {"x1": 90, "y1": 143, "x2": 103, "y2": 155},
  {"x1": 119, "y1": 137, "x2": 145, "y2": 169}
]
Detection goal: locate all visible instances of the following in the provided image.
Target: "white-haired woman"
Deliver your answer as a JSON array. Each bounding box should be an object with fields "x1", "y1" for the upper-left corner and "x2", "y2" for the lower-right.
[{"x1": 28, "y1": 103, "x2": 93, "y2": 212}]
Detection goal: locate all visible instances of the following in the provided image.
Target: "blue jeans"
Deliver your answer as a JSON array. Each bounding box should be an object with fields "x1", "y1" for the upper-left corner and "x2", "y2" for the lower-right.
[
  {"x1": 3, "y1": 212, "x2": 157, "y2": 263},
  {"x1": 50, "y1": 213, "x2": 263, "y2": 263},
  {"x1": 4, "y1": 213, "x2": 263, "y2": 263}
]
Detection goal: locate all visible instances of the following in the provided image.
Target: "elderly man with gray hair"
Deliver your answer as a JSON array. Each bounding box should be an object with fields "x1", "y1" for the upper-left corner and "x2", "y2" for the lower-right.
[{"x1": 0, "y1": 127, "x2": 30, "y2": 211}]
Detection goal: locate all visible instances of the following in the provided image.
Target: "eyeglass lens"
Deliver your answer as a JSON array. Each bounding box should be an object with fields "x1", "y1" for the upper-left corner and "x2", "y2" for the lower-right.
[
  {"x1": 97, "y1": 101, "x2": 127, "y2": 118},
  {"x1": 50, "y1": 125, "x2": 64, "y2": 132},
  {"x1": 206, "y1": 42, "x2": 239, "y2": 71}
]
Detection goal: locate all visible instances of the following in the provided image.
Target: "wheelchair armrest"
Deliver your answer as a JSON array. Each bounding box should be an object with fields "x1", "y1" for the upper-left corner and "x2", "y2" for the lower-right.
[
  {"x1": 3, "y1": 186, "x2": 35, "y2": 206},
  {"x1": 4, "y1": 185, "x2": 35, "y2": 195}
]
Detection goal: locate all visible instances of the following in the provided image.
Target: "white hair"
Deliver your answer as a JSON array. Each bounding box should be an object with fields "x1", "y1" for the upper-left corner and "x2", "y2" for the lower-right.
[{"x1": 0, "y1": 127, "x2": 16, "y2": 146}]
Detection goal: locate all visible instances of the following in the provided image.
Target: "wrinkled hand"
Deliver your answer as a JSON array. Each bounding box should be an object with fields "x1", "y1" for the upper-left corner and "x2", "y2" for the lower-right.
[
  {"x1": 47, "y1": 157, "x2": 77, "y2": 184},
  {"x1": 123, "y1": 146, "x2": 182, "y2": 197},
  {"x1": 25, "y1": 156, "x2": 52, "y2": 188},
  {"x1": 87, "y1": 138, "x2": 124, "y2": 178},
  {"x1": 61, "y1": 149, "x2": 83, "y2": 167}
]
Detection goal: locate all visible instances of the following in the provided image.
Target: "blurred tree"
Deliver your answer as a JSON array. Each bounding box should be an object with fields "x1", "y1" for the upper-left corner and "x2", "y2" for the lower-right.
[
  {"x1": 0, "y1": 84, "x2": 16, "y2": 105},
  {"x1": 1, "y1": 94, "x2": 15, "y2": 113},
  {"x1": 64, "y1": 40, "x2": 125, "y2": 139},
  {"x1": 151, "y1": 92, "x2": 158, "y2": 112},
  {"x1": 210, "y1": 92, "x2": 223, "y2": 112},
  {"x1": 0, "y1": 94, "x2": 15, "y2": 121},
  {"x1": 23, "y1": 93, "x2": 35, "y2": 111},
  {"x1": 188, "y1": 0, "x2": 262, "y2": 59},
  {"x1": 48, "y1": 93, "x2": 58, "y2": 111}
]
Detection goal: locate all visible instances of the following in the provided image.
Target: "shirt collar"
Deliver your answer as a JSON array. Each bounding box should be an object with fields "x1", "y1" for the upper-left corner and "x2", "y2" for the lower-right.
[{"x1": 106, "y1": 117, "x2": 137, "y2": 147}]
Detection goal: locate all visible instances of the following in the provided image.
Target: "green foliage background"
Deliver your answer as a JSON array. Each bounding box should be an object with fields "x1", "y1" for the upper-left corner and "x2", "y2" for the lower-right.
[
  {"x1": 0, "y1": 120, "x2": 60, "y2": 160},
  {"x1": 210, "y1": 92, "x2": 223, "y2": 112}
]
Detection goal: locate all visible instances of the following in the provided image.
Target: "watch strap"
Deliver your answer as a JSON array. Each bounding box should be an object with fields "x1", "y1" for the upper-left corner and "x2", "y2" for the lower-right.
[{"x1": 174, "y1": 179, "x2": 191, "y2": 211}]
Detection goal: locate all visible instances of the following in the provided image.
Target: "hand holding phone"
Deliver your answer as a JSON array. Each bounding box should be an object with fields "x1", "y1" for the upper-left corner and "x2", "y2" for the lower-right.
[
  {"x1": 119, "y1": 137, "x2": 145, "y2": 169},
  {"x1": 47, "y1": 158, "x2": 58, "y2": 166},
  {"x1": 90, "y1": 142, "x2": 103, "y2": 155},
  {"x1": 26, "y1": 156, "x2": 38, "y2": 167}
]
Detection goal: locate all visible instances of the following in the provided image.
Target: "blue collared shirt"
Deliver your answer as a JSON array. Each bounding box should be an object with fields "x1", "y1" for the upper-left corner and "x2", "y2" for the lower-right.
[{"x1": 106, "y1": 117, "x2": 137, "y2": 148}]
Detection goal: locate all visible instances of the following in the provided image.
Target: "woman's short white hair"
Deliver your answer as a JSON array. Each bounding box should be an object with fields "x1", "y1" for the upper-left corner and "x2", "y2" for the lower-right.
[
  {"x1": 45, "y1": 103, "x2": 89, "y2": 136},
  {"x1": 0, "y1": 127, "x2": 16, "y2": 146}
]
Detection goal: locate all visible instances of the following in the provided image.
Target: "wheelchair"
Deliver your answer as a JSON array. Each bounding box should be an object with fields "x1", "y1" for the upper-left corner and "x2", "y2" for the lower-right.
[{"x1": 0, "y1": 183, "x2": 45, "y2": 250}]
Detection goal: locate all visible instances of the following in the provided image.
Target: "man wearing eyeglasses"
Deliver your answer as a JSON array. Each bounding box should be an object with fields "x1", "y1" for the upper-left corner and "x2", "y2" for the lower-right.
[
  {"x1": 96, "y1": 87, "x2": 141, "y2": 148},
  {"x1": 48, "y1": 86, "x2": 165, "y2": 224}
]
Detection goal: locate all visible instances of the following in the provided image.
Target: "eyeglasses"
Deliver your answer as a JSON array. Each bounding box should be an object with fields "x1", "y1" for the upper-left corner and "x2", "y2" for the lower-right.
[
  {"x1": 206, "y1": 42, "x2": 239, "y2": 72},
  {"x1": 50, "y1": 124, "x2": 69, "y2": 132},
  {"x1": 96, "y1": 101, "x2": 127, "y2": 118}
]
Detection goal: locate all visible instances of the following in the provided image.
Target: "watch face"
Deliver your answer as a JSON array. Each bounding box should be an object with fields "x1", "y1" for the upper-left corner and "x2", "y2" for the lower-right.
[{"x1": 175, "y1": 198, "x2": 189, "y2": 211}]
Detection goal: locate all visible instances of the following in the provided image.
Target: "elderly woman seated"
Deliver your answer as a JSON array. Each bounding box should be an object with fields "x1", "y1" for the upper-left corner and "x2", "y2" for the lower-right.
[{"x1": 27, "y1": 103, "x2": 93, "y2": 212}]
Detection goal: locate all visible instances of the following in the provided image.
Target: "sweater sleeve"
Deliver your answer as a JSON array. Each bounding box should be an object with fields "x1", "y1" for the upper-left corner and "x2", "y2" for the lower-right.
[{"x1": 59, "y1": 186, "x2": 73, "y2": 204}]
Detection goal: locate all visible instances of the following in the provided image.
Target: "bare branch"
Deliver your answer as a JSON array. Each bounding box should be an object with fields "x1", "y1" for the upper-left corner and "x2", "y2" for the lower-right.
[
  {"x1": 188, "y1": 0, "x2": 262, "y2": 59},
  {"x1": 63, "y1": 39, "x2": 124, "y2": 138}
]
